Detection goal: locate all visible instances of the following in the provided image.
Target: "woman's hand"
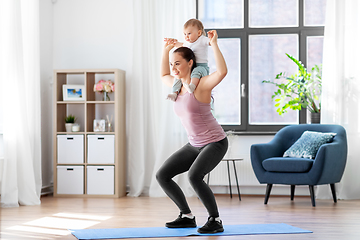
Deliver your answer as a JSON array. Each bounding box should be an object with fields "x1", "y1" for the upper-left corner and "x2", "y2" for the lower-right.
[
  {"x1": 163, "y1": 38, "x2": 177, "y2": 51},
  {"x1": 207, "y1": 30, "x2": 218, "y2": 46}
]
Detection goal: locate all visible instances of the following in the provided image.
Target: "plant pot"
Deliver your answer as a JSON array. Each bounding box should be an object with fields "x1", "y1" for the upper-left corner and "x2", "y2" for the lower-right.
[
  {"x1": 311, "y1": 112, "x2": 321, "y2": 124},
  {"x1": 65, "y1": 123, "x2": 74, "y2": 132}
]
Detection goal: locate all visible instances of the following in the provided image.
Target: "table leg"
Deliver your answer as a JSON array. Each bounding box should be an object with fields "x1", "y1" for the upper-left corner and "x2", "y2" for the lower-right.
[
  {"x1": 232, "y1": 160, "x2": 241, "y2": 201},
  {"x1": 227, "y1": 161, "x2": 232, "y2": 198}
]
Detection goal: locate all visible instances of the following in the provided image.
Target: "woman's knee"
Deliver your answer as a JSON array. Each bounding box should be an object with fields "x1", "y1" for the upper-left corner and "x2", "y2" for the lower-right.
[
  {"x1": 156, "y1": 167, "x2": 172, "y2": 184},
  {"x1": 156, "y1": 168, "x2": 166, "y2": 183},
  {"x1": 188, "y1": 169, "x2": 204, "y2": 186}
]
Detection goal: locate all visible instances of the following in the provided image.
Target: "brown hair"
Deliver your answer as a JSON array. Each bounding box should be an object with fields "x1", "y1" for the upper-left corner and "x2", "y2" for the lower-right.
[
  {"x1": 184, "y1": 18, "x2": 206, "y2": 36},
  {"x1": 173, "y1": 47, "x2": 197, "y2": 72}
]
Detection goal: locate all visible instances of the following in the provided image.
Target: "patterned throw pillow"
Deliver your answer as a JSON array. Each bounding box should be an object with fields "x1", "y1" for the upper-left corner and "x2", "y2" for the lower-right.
[{"x1": 283, "y1": 131, "x2": 337, "y2": 159}]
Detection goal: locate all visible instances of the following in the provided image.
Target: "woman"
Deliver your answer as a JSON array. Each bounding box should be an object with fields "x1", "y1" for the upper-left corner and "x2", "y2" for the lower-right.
[{"x1": 156, "y1": 30, "x2": 228, "y2": 234}]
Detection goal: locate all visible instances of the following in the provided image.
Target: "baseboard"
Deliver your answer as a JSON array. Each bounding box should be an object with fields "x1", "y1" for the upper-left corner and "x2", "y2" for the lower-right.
[{"x1": 126, "y1": 184, "x2": 313, "y2": 197}]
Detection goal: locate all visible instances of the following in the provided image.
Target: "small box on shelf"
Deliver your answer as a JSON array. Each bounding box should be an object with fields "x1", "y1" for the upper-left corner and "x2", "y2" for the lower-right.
[
  {"x1": 87, "y1": 166, "x2": 114, "y2": 195},
  {"x1": 57, "y1": 166, "x2": 84, "y2": 194},
  {"x1": 87, "y1": 135, "x2": 115, "y2": 164},
  {"x1": 57, "y1": 135, "x2": 84, "y2": 164}
]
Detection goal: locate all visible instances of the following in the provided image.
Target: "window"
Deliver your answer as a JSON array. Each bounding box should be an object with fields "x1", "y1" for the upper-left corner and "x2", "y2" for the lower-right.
[{"x1": 197, "y1": 0, "x2": 326, "y2": 132}]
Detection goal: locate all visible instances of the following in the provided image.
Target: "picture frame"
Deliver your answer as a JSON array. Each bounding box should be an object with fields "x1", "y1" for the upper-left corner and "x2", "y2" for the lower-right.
[
  {"x1": 93, "y1": 119, "x2": 106, "y2": 132},
  {"x1": 63, "y1": 85, "x2": 86, "y2": 101}
]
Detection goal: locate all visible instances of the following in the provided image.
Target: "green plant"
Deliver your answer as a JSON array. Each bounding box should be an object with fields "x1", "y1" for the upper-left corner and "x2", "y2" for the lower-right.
[
  {"x1": 262, "y1": 53, "x2": 322, "y2": 115},
  {"x1": 65, "y1": 114, "x2": 76, "y2": 123}
]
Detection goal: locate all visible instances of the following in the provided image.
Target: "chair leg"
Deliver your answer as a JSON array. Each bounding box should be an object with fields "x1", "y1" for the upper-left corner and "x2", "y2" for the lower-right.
[
  {"x1": 309, "y1": 185, "x2": 316, "y2": 207},
  {"x1": 330, "y1": 183, "x2": 337, "y2": 203},
  {"x1": 291, "y1": 185, "x2": 295, "y2": 201},
  {"x1": 264, "y1": 184, "x2": 272, "y2": 204}
]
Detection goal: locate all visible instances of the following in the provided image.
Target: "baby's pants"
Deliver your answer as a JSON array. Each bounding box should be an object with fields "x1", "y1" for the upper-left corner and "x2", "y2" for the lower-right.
[{"x1": 171, "y1": 63, "x2": 210, "y2": 93}]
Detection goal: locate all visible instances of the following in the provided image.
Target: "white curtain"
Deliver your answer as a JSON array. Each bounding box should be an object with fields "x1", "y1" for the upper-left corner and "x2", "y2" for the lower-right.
[
  {"x1": 127, "y1": 0, "x2": 196, "y2": 197},
  {"x1": 317, "y1": 0, "x2": 360, "y2": 200},
  {"x1": 0, "y1": 0, "x2": 42, "y2": 207}
]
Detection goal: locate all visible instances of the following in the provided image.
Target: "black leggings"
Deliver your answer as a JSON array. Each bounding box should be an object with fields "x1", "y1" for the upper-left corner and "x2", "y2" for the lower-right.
[{"x1": 156, "y1": 137, "x2": 228, "y2": 218}]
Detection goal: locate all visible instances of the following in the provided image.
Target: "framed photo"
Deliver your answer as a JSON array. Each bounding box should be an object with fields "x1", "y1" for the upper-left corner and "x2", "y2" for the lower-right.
[
  {"x1": 63, "y1": 85, "x2": 86, "y2": 101},
  {"x1": 93, "y1": 119, "x2": 106, "y2": 132}
]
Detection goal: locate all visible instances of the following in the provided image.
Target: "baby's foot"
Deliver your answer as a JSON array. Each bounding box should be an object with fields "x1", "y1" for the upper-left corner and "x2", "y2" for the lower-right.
[
  {"x1": 183, "y1": 83, "x2": 196, "y2": 93},
  {"x1": 166, "y1": 93, "x2": 178, "y2": 101}
]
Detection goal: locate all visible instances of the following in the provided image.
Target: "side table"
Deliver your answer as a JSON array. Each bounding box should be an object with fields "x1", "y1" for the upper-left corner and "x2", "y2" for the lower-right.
[{"x1": 207, "y1": 158, "x2": 243, "y2": 201}]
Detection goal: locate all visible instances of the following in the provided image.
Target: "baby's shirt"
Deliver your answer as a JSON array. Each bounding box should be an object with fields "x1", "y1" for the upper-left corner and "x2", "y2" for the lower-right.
[{"x1": 183, "y1": 35, "x2": 209, "y2": 64}]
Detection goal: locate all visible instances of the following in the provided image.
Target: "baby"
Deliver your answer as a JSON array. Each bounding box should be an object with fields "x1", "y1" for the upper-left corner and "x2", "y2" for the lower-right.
[{"x1": 165, "y1": 19, "x2": 210, "y2": 101}]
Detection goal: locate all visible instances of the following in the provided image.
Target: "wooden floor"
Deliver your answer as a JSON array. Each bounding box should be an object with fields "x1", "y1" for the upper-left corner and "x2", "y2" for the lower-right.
[{"x1": 1, "y1": 194, "x2": 359, "y2": 239}]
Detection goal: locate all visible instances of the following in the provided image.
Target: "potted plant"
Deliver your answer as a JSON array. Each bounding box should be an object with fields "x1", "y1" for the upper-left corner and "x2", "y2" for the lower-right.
[
  {"x1": 262, "y1": 53, "x2": 322, "y2": 123},
  {"x1": 65, "y1": 114, "x2": 77, "y2": 132}
]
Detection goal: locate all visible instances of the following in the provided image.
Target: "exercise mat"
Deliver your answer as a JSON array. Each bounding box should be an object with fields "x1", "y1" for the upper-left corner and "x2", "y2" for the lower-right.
[{"x1": 70, "y1": 223, "x2": 312, "y2": 239}]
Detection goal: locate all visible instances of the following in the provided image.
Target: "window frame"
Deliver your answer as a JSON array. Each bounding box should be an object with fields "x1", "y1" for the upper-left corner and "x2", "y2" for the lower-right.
[{"x1": 196, "y1": 0, "x2": 324, "y2": 133}]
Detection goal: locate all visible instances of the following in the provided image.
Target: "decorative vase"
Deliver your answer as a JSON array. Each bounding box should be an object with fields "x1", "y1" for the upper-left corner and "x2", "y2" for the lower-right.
[
  {"x1": 103, "y1": 91, "x2": 110, "y2": 101},
  {"x1": 311, "y1": 112, "x2": 321, "y2": 124},
  {"x1": 65, "y1": 123, "x2": 74, "y2": 132}
]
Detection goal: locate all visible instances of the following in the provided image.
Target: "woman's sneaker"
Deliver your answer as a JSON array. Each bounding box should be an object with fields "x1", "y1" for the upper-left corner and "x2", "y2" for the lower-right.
[
  {"x1": 197, "y1": 217, "x2": 224, "y2": 234},
  {"x1": 165, "y1": 214, "x2": 196, "y2": 228}
]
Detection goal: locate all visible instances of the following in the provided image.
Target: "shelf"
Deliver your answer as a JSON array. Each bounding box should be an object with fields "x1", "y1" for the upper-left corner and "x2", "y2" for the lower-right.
[
  {"x1": 57, "y1": 101, "x2": 115, "y2": 104},
  {"x1": 57, "y1": 101, "x2": 86, "y2": 104},
  {"x1": 53, "y1": 69, "x2": 126, "y2": 198},
  {"x1": 56, "y1": 163, "x2": 115, "y2": 166},
  {"x1": 86, "y1": 101, "x2": 115, "y2": 104},
  {"x1": 56, "y1": 132, "x2": 115, "y2": 135},
  {"x1": 86, "y1": 132, "x2": 115, "y2": 134},
  {"x1": 57, "y1": 132, "x2": 86, "y2": 135}
]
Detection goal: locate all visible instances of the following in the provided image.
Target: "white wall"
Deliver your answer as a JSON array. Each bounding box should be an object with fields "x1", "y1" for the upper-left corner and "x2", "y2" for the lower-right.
[{"x1": 53, "y1": 0, "x2": 133, "y2": 69}]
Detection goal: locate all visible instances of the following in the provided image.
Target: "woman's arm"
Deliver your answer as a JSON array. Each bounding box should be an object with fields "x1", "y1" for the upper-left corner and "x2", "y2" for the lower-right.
[
  {"x1": 164, "y1": 38, "x2": 183, "y2": 48},
  {"x1": 198, "y1": 30, "x2": 227, "y2": 91},
  {"x1": 161, "y1": 39, "x2": 176, "y2": 87}
]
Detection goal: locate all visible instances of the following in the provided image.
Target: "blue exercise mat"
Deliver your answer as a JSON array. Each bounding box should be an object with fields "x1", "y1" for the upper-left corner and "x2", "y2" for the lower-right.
[{"x1": 70, "y1": 223, "x2": 312, "y2": 239}]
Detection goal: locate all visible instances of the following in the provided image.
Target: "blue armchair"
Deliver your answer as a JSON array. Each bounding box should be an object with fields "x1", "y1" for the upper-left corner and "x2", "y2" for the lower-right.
[{"x1": 250, "y1": 124, "x2": 347, "y2": 207}]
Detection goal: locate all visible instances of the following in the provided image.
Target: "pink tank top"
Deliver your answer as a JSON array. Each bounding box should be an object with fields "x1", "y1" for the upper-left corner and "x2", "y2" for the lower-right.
[{"x1": 174, "y1": 92, "x2": 226, "y2": 147}]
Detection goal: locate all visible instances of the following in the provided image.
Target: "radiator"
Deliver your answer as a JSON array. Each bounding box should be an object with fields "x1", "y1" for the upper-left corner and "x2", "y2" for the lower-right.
[{"x1": 206, "y1": 154, "x2": 259, "y2": 186}]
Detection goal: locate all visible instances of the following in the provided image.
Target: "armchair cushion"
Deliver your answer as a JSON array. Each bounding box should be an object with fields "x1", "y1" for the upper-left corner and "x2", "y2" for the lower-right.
[
  {"x1": 283, "y1": 131, "x2": 336, "y2": 159},
  {"x1": 262, "y1": 157, "x2": 314, "y2": 173}
]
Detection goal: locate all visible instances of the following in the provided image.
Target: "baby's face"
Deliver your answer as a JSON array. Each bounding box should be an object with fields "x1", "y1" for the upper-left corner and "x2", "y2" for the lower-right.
[{"x1": 183, "y1": 25, "x2": 202, "y2": 43}]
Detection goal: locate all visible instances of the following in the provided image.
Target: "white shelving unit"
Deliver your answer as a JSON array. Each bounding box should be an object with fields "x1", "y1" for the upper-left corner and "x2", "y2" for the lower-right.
[{"x1": 53, "y1": 69, "x2": 126, "y2": 198}]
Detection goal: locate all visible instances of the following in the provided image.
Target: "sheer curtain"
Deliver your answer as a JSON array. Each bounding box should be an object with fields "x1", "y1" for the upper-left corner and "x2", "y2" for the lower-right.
[
  {"x1": 127, "y1": 0, "x2": 196, "y2": 197},
  {"x1": 0, "y1": 0, "x2": 42, "y2": 207},
  {"x1": 317, "y1": 0, "x2": 360, "y2": 200}
]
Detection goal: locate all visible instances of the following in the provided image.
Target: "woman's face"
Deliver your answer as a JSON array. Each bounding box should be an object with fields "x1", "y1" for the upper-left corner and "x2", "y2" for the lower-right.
[{"x1": 170, "y1": 52, "x2": 192, "y2": 79}]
